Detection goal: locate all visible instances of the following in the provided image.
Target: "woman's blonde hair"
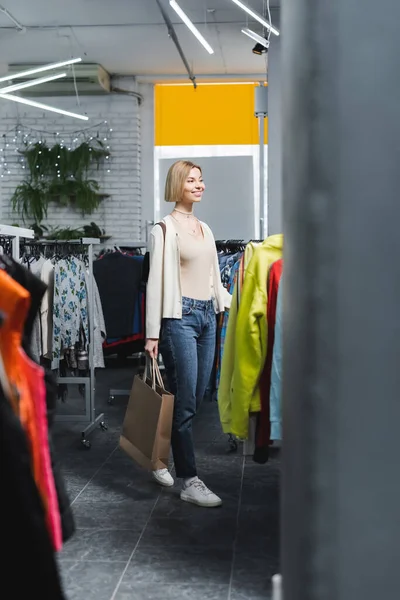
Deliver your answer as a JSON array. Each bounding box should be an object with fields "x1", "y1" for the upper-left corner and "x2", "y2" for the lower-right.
[{"x1": 164, "y1": 160, "x2": 202, "y2": 203}]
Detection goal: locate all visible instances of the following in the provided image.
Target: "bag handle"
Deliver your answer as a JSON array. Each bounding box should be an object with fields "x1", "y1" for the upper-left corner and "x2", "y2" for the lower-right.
[
  {"x1": 157, "y1": 221, "x2": 166, "y2": 240},
  {"x1": 142, "y1": 358, "x2": 164, "y2": 390}
]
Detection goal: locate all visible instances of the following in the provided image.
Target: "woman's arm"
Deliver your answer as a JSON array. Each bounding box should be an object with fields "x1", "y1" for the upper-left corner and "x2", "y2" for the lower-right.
[{"x1": 145, "y1": 225, "x2": 164, "y2": 344}]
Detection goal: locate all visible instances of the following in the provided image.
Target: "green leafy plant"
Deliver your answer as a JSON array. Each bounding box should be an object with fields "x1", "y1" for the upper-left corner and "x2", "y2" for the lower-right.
[
  {"x1": 30, "y1": 221, "x2": 110, "y2": 241},
  {"x1": 11, "y1": 139, "x2": 110, "y2": 222},
  {"x1": 12, "y1": 181, "x2": 49, "y2": 222}
]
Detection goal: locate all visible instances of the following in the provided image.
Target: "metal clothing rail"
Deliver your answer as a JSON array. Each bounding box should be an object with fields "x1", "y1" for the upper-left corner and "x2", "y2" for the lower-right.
[
  {"x1": 22, "y1": 237, "x2": 105, "y2": 447},
  {"x1": 0, "y1": 223, "x2": 34, "y2": 259}
]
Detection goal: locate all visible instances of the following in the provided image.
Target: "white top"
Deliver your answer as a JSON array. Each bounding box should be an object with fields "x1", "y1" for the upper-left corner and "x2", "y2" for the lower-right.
[
  {"x1": 174, "y1": 219, "x2": 215, "y2": 301},
  {"x1": 146, "y1": 215, "x2": 231, "y2": 339},
  {"x1": 40, "y1": 259, "x2": 55, "y2": 359}
]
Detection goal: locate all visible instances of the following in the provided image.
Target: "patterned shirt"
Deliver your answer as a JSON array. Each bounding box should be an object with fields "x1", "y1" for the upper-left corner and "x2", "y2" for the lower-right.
[{"x1": 52, "y1": 257, "x2": 89, "y2": 359}]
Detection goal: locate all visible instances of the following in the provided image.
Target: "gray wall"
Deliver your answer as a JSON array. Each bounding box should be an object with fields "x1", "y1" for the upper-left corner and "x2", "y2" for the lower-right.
[
  {"x1": 268, "y1": 36, "x2": 283, "y2": 235},
  {"x1": 159, "y1": 156, "x2": 255, "y2": 241}
]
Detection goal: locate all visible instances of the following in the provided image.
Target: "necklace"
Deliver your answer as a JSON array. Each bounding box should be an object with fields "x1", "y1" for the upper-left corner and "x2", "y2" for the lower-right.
[
  {"x1": 173, "y1": 208, "x2": 194, "y2": 217},
  {"x1": 171, "y1": 212, "x2": 200, "y2": 236}
]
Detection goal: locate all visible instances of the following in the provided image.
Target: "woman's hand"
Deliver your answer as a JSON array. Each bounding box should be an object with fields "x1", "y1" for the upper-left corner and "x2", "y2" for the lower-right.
[{"x1": 145, "y1": 339, "x2": 159, "y2": 359}]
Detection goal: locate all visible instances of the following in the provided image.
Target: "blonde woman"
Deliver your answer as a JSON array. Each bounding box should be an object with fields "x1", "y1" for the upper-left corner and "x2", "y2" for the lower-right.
[{"x1": 145, "y1": 160, "x2": 231, "y2": 508}]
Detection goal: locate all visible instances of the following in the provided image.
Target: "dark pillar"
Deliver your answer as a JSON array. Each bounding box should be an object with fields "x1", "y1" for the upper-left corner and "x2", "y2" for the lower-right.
[{"x1": 281, "y1": 1, "x2": 400, "y2": 599}]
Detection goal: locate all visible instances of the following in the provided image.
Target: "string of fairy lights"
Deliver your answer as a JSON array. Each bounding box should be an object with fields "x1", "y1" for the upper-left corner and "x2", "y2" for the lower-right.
[{"x1": 0, "y1": 121, "x2": 113, "y2": 179}]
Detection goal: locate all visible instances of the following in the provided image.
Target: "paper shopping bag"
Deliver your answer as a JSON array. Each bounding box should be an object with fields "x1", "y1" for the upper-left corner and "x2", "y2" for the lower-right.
[{"x1": 119, "y1": 359, "x2": 174, "y2": 471}]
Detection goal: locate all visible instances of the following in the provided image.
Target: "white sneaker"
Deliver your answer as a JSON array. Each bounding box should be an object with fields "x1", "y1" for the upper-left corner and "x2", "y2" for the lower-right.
[
  {"x1": 152, "y1": 468, "x2": 174, "y2": 487},
  {"x1": 180, "y1": 477, "x2": 222, "y2": 507}
]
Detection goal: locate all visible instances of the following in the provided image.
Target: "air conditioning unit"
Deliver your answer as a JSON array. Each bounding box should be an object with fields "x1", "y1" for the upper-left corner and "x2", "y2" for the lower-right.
[{"x1": 5, "y1": 63, "x2": 111, "y2": 96}]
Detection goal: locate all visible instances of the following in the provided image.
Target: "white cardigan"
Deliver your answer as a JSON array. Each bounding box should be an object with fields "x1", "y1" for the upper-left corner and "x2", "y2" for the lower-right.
[{"x1": 146, "y1": 215, "x2": 231, "y2": 339}]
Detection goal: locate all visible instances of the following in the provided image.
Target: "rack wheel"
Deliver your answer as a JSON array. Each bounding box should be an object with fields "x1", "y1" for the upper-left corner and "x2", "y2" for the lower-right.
[
  {"x1": 100, "y1": 421, "x2": 108, "y2": 431},
  {"x1": 108, "y1": 395, "x2": 114, "y2": 405},
  {"x1": 228, "y1": 435, "x2": 238, "y2": 453},
  {"x1": 81, "y1": 439, "x2": 91, "y2": 449}
]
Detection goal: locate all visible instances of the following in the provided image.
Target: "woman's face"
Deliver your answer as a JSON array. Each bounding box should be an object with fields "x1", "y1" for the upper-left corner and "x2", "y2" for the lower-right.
[{"x1": 181, "y1": 167, "x2": 205, "y2": 205}]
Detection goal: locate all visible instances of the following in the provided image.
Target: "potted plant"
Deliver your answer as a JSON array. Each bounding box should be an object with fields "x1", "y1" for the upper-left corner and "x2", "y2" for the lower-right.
[{"x1": 11, "y1": 139, "x2": 110, "y2": 222}]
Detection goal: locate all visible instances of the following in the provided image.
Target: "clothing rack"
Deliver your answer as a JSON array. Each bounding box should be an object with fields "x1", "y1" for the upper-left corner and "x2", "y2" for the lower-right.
[
  {"x1": 22, "y1": 237, "x2": 105, "y2": 448},
  {"x1": 0, "y1": 223, "x2": 34, "y2": 259}
]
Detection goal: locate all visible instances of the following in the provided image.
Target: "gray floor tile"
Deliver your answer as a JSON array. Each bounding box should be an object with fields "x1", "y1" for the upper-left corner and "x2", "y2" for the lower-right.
[
  {"x1": 59, "y1": 561, "x2": 126, "y2": 600},
  {"x1": 139, "y1": 515, "x2": 237, "y2": 548},
  {"x1": 62, "y1": 470, "x2": 96, "y2": 501},
  {"x1": 238, "y1": 505, "x2": 279, "y2": 537},
  {"x1": 59, "y1": 444, "x2": 117, "y2": 471},
  {"x1": 241, "y1": 472, "x2": 280, "y2": 496},
  {"x1": 114, "y1": 583, "x2": 230, "y2": 600},
  {"x1": 230, "y1": 586, "x2": 272, "y2": 600},
  {"x1": 77, "y1": 469, "x2": 159, "y2": 505},
  {"x1": 71, "y1": 499, "x2": 155, "y2": 530},
  {"x1": 60, "y1": 528, "x2": 141, "y2": 562},
  {"x1": 153, "y1": 490, "x2": 239, "y2": 519},
  {"x1": 53, "y1": 366, "x2": 280, "y2": 600},
  {"x1": 232, "y1": 553, "x2": 280, "y2": 588},
  {"x1": 121, "y1": 545, "x2": 232, "y2": 586}
]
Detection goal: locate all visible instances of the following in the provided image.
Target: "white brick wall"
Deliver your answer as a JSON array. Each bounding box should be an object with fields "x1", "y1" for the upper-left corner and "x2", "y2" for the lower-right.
[{"x1": 0, "y1": 84, "x2": 154, "y2": 246}]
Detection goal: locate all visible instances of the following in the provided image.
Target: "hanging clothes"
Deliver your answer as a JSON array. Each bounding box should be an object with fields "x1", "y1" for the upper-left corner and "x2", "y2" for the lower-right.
[
  {"x1": 0, "y1": 388, "x2": 66, "y2": 600},
  {"x1": 2, "y1": 254, "x2": 75, "y2": 543},
  {"x1": 254, "y1": 258, "x2": 283, "y2": 462},
  {"x1": 40, "y1": 258, "x2": 55, "y2": 359},
  {"x1": 216, "y1": 257, "x2": 241, "y2": 389},
  {"x1": 93, "y1": 251, "x2": 144, "y2": 339},
  {"x1": 84, "y1": 270, "x2": 107, "y2": 368},
  {"x1": 218, "y1": 242, "x2": 262, "y2": 431},
  {"x1": 218, "y1": 234, "x2": 283, "y2": 439},
  {"x1": 52, "y1": 256, "x2": 89, "y2": 361},
  {"x1": 28, "y1": 256, "x2": 46, "y2": 362},
  {"x1": 0, "y1": 264, "x2": 62, "y2": 550},
  {"x1": 269, "y1": 276, "x2": 283, "y2": 442}
]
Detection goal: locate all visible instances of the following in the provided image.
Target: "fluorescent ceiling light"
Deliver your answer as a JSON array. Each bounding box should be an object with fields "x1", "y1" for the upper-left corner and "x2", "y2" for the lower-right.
[
  {"x1": 169, "y1": 0, "x2": 214, "y2": 54},
  {"x1": 231, "y1": 0, "x2": 280, "y2": 36},
  {"x1": 0, "y1": 72, "x2": 67, "y2": 94},
  {"x1": 241, "y1": 28, "x2": 269, "y2": 49},
  {"x1": 0, "y1": 93, "x2": 88, "y2": 121},
  {"x1": 0, "y1": 57, "x2": 82, "y2": 85}
]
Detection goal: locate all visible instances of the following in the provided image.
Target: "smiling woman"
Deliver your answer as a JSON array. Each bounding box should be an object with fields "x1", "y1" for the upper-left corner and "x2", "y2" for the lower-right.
[{"x1": 144, "y1": 159, "x2": 232, "y2": 507}]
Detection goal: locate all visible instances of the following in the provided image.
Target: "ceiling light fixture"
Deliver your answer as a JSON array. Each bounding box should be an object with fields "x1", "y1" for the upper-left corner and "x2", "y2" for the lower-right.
[
  {"x1": 0, "y1": 57, "x2": 82, "y2": 85},
  {"x1": 231, "y1": 0, "x2": 280, "y2": 36},
  {"x1": 252, "y1": 43, "x2": 267, "y2": 55},
  {"x1": 0, "y1": 72, "x2": 67, "y2": 95},
  {"x1": 169, "y1": 0, "x2": 214, "y2": 54},
  {"x1": 242, "y1": 28, "x2": 270, "y2": 49},
  {"x1": 0, "y1": 93, "x2": 88, "y2": 120}
]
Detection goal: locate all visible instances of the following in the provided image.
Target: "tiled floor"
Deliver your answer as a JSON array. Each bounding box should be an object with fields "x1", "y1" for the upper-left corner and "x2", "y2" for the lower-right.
[{"x1": 53, "y1": 361, "x2": 280, "y2": 600}]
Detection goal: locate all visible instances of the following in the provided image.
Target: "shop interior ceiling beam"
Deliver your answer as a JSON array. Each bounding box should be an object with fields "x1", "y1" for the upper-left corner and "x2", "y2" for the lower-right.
[
  {"x1": 0, "y1": 4, "x2": 26, "y2": 33},
  {"x1": 155, "y1": 0, "x2": 197, "y2": 89}
]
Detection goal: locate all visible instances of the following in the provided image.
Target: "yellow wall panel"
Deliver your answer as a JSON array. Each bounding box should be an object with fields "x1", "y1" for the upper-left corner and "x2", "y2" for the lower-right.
[{"x1": 155, "y1": 84, "x2": 268, "y2": 146}]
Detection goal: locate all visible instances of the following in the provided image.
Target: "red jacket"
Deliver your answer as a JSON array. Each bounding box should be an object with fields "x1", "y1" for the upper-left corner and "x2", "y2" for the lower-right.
[{"x1": 256, "y1": 259, "x2": 283, "y2": 451}]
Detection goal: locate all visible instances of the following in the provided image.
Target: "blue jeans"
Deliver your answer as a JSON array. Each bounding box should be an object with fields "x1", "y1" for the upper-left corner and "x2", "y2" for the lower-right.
[{"x1": 159, "y1": 297, "x2": 217, "y2": 478}]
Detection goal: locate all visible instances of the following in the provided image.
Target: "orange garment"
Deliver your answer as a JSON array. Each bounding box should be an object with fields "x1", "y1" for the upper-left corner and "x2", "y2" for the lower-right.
[
  {"x1": 0, "y1": 269, "x2": 62, "y2": 550},
  {"x1": 0, "y1": 269, "x2": 31, "y2": 416}
]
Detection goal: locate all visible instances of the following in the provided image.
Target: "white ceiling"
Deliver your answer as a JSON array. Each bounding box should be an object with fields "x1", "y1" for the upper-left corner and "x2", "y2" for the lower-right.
[{"x1": 0, "y1": 0, "x2": 280, "y2": 79}]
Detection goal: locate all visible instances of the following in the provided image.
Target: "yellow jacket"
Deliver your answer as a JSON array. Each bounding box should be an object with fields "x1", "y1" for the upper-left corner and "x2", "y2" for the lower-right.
[
  {"x1": 218, "y1": 234, "x2": 283, "y2": 439},
  {"x1": 218, "y1": 243, "x2": 259, "y2": 435}
]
